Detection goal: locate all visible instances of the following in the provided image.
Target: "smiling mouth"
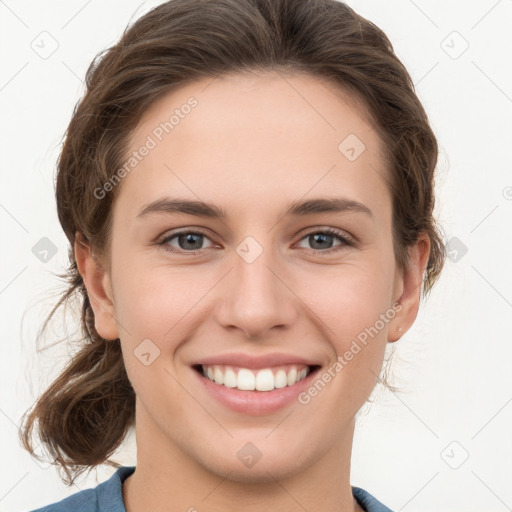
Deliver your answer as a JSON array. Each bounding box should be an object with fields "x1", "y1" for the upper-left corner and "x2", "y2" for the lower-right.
[{"x1": 192, "y1": 364, "x2": 321, "y2": 392}]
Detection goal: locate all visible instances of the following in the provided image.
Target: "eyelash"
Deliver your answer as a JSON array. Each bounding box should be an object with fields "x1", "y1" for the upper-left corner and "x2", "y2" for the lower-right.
[{"x1": 158, "y1": 227, "x2": 355, "y2": 255}]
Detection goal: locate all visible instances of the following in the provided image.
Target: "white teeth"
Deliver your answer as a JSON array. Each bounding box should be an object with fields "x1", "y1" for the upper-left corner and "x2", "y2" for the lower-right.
[
  {"x1": 213, "y1": 366, "x2": 224, "y2": 385},
  {"x1": 237, "y1": 369, "x2": 255, "y2": 390},
  {"x1": 274, "y1": 369, "x2": 288, "y2": 389},
  {"x1": 224, "y1": 368, "x2": 237, "y2": 388},
  {"x1": 255, "y1": 369, "x2": 274, "y2": 391},
  {"x1": 201, "y1": 364, "x2": 312, "y2": 391},
  {"x1": 287, "y1": 367, "x2": 297, "y2": 386}
]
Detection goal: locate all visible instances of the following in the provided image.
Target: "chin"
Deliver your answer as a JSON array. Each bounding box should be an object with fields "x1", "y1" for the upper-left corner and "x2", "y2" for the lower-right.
[{"x1": 199, "y1": 447, "x2": 313, "y2": 484}]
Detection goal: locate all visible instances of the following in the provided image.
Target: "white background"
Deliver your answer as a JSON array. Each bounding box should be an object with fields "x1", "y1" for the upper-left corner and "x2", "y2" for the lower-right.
[{"x1": 1, "y1": 1, "x2": 511, "y2": 511}]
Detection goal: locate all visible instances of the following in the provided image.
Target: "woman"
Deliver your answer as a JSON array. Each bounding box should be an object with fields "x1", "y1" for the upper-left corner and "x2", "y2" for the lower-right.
[{"x1": 20, "y1": 0, "x2": 446, "y2": 510}]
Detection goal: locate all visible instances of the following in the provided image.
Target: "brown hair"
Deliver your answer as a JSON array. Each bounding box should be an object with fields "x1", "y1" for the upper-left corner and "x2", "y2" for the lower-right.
[{"x1": 19, "y1": 0, "x2": 446, "y2": 485}]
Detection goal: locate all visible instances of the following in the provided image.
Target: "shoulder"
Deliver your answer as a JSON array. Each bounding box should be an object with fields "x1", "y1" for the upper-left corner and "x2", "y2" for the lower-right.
[
  {"x1": 28, "y1": 466, "x2": 136, "y2": 512},
  {"x1": 352, "y1": 486, "x2": 395, "y2": 512},
  {"x1": 28, "y1": 487, "x2": 98, "y2": 512}
]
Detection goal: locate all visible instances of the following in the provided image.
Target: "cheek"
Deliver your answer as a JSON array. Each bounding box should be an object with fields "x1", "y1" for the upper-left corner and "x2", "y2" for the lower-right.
[
  {"x1": 112, "y1": 265, "x2": 214, "y2": 363},
  {"x1": 114, "y1": 268, "x2": 199, "y2": 404},
  {"x1": 302, "y1": 258, "x2": 395, "y2": 341},
  {"x1": 300, "y1": 266, "x2": 393, "y2": 412},
  {"x1": 299, "y1": 261, "x2": 395, "y2": 406}
]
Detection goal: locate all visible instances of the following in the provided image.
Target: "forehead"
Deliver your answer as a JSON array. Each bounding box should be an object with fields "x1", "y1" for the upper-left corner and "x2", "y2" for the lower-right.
[{"x1": 114, "y1": 71, "x2": 391, "y2": 222}]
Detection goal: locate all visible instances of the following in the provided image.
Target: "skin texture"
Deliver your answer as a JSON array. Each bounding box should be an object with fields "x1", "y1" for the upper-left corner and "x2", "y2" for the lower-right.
[{"x1": 75, "y1": 71, "x2": 430, "y2": 512}]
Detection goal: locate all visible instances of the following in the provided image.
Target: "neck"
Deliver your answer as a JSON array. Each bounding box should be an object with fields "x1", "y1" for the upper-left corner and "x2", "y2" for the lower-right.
[{"x1": 123, "y1": 404, "x2": 363, "y2": 512}]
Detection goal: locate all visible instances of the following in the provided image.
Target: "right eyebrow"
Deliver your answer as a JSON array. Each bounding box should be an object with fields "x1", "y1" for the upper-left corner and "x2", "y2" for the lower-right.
[{"x1": 137, "y1": 198, "x2": 227, "y2": 220}]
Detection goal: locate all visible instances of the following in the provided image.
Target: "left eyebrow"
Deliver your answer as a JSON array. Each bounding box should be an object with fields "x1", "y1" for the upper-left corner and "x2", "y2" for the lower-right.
[
  {"x1": 287, "y1": 197, "x2": 373, "y2": 218},
  {"x1": 136, "y1": 197, "x2": 373, "y2": 220}
]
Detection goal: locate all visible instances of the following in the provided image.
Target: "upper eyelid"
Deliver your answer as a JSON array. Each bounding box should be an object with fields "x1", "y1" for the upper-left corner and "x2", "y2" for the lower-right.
[
  {"x1": 159, "y1": 226, "x2": 355, "y2": 248},
  {"x1": 159, "y1": 227, "x2": 216, "y2": 244}
]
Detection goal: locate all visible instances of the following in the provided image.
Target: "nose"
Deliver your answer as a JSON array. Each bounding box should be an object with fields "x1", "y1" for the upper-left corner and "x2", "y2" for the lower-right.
[{"x1": 214, "y1": 242, "x2": 298, "y2": 339}]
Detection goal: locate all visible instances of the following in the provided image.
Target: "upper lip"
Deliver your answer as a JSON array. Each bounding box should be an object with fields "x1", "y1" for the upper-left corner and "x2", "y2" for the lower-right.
[{"x1": 192, "y1": 352, "x2": 322, "y2": 370}]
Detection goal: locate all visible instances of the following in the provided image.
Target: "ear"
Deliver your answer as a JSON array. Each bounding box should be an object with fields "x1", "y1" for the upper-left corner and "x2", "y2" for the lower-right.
[
  {"x1": 74, "y1": 232, "x2": 119, "y2": 341},
  {"x1": 388, "y1": 232, "x2": 431, "y2": 342}
]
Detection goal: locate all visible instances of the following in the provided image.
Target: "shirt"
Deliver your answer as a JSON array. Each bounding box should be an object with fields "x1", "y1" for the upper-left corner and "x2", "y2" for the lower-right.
[{"x1": 29, "y1": 465, "x2": 394, "y2": 512}]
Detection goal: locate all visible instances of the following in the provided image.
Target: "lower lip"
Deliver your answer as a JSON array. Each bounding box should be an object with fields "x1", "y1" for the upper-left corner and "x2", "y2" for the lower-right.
[{"x1": 192, "y1": 366, "x2": 321, "y2": 416}]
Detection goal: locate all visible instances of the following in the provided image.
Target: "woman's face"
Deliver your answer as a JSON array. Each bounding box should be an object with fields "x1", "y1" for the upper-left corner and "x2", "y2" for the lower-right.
[{"x1": 79, "y1": 70, "x2": 428, "y2": 482}]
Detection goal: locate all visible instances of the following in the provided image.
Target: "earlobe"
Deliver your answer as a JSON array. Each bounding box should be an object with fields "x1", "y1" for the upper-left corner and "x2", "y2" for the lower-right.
[
  {"x1": 74, "y1": 232, "x2": 119, "y2": 341},
  {"x1": 388, "y1": 233, "x2": 431, "y2": 343}
]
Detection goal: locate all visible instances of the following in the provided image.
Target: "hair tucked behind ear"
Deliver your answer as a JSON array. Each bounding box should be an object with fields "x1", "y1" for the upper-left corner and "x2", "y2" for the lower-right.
[{"x1": 19, "y1": 0, "x2": 446, "y2": 485}]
